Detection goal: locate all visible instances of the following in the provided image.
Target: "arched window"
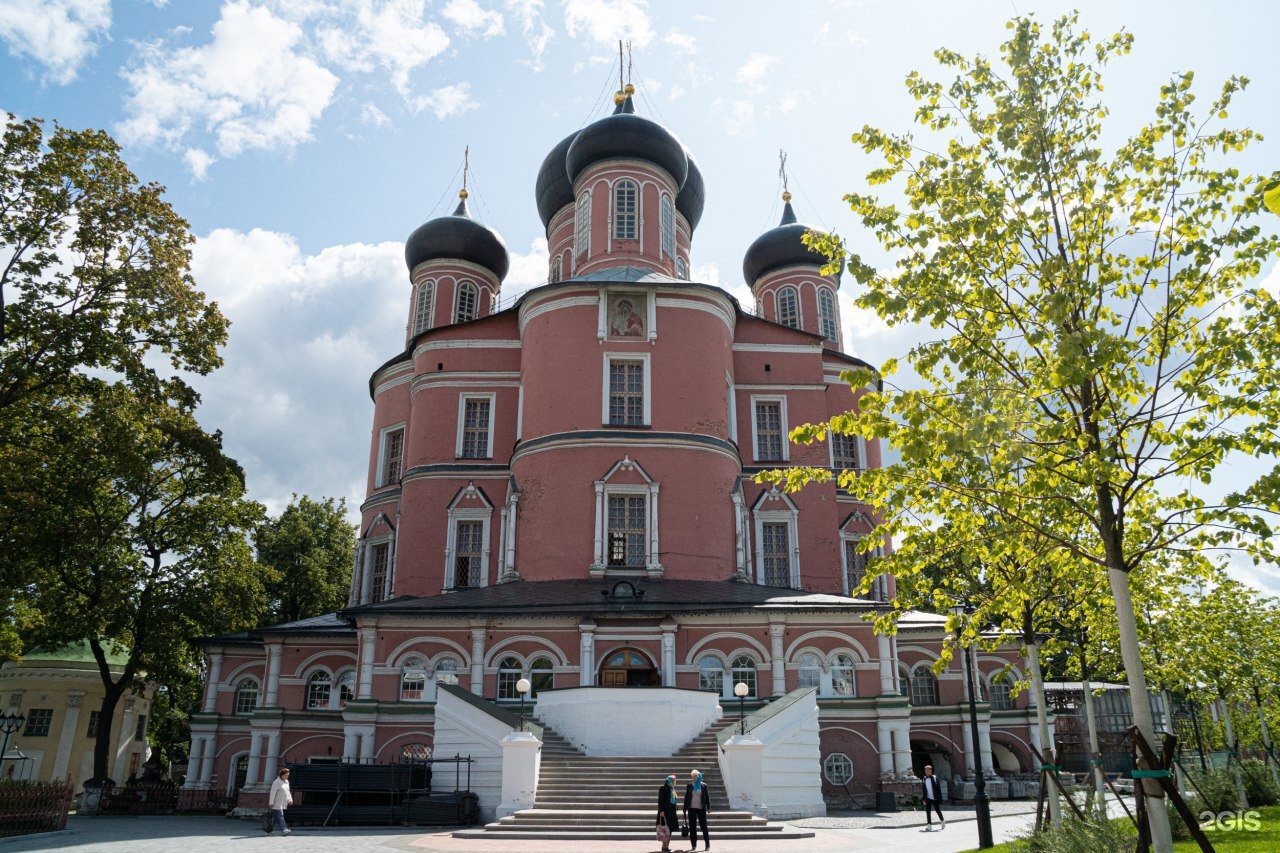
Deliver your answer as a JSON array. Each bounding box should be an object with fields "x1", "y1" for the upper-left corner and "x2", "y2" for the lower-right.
[
  {"x1": 818, "y1": 287, "x2": 838, "y2": 342},
  {"x1": 831, "y1": 654, "x2": 856, "y2": 697},
  {"x1": 676, "y1": 257, "x2": 688, "y2": 280},
  {"x1": 306, "y1": 671, "x2": 332, "y2": 710},
  {"x1": 336, "y1": 671, "x2": 356, "y2": 707},
  {"x1": 497, "y1": 656, "x2": 523, "y2": 700},
  {"x1": 401, "y1": 656, "x2": 427, "y2": 701},
  {"x1": 910, "y1": 665, "x2": 938, "y2": 706},
  {"x1": 413, "y1": 281, "x2": 435, "y2": 335},
  {"x1": 776, "y1": 287, "x2": 799, "y2": 328},
  {"x1": 797, "y1": 654, "x2": 821, "y2": 691},
  {"x1": 234, "y1": 678, "x2": 259, "y2": 715},
  {"x1": 989, "y1": 677, "x2": 1013, "y2": 710},
  {"x1": 898, "y1": 667, "x2": 910, "y2": 697},
  {"x1": 575, "y1": 191, "x2": 591, "y2": 255},
  {"x1": 730, "y1": 655, "x2": 758, "y2": 699},
  {"x1": 433, "y1": 657, "x2": 460, "y2": 687},
  {"x1": 660, "y1": 193, "x2": 675, "y2": 257},
  {"x1": 551, "y1": 255, "x2": 562, "y2": 283},
  {"x1": 529, "y1": 656, "x2": 554, "y2": 696},
  {"x1": 823, "y1": 753, "x2": 853, "y2": 785},
  {"x1": 455, "y1": 281, "x2": 478, "y2": 323},
  {"x1": 613, "y1": 180, "x2": 638, "y2": 240},
  {"x1": 698, "y1": 656, "x2": 724, "y2": 695}
]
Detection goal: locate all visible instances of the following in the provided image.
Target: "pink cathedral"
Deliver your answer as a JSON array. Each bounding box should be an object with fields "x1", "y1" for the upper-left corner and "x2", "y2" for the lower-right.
[{"x1": 187, "y1": 87, "x2": 1043, "y2": 817}]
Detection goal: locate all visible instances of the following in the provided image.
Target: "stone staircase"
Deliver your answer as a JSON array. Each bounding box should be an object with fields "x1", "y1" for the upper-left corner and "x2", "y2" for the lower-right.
[{"x1": 453, "y1": 718, "x2": 815, "y2": 841}]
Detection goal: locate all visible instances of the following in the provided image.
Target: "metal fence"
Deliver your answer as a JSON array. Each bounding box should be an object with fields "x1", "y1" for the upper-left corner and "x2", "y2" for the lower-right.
[{"x1": 0, "y1": 779, "x2": 74, "y2": 838}]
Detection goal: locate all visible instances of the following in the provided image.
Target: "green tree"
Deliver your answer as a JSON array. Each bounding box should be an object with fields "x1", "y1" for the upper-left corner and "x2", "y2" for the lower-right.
[
  {"x1": 12, "y1": 383, "x2": 265, "y2": 782},
  {"x1": 257, "y1": 494, "x2": 356, "y2": 624},
  {"x1": 779, "y1": 15, "x2": 1280, "y2": 850},
  {"x1": 0, "y1": 115, "x2": 227, "y2": 417}
]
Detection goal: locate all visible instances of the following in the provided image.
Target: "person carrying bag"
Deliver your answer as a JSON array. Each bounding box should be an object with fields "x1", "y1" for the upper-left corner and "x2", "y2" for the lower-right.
[{"x1": 657, "y1": 774, "x2": 680, "y2": 851}]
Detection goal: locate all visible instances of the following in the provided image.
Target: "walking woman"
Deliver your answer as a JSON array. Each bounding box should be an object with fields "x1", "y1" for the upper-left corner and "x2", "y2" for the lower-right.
[
  {"x1": 657, "y1": 774, "x2": 679, "y2": 851},
  {"x1": 267, "y1": 767, "x2": 292, "y2": 835},
  {"x1": 683, "y1": 769, "x2": 712, "y2": 851}
]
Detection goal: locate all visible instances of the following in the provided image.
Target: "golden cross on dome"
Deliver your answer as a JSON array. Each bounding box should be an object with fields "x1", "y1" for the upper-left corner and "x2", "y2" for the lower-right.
[{"x1": 460, "y1": 145, "x2": 469, "y2": 200}]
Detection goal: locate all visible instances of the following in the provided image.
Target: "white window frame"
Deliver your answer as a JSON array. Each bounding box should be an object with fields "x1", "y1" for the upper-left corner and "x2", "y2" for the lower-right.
[
  {"x1": 602, "y1": 352, "x2": 652, "y2": 427},
  {"x1": 729, "y1": 655, "x2": 759, "y2": 699},
  {"x1": 445, "y1": 487, "x2": 493, "y2": 590},
  {"x1": 675, "y1": 257, "x2": 688, "y2": 280},
  {"x1": 603, "y1": 487, "x2": 650, "y2": 570},
  {"x1": 455, "y1": 280, "x2": 479, "y2": 323},
  {"x1": 400, "y1": 656, "x2": 428, "y2": 702},
  {"x1": 455, "y1": 393, "x2": 495, "y2": 459},
  {"x1": 796, "y1": 654, "x2": 821, "y2": 692},
  {"x1": 551, "y1": 255, "x2": 563, "y2": 283},
  {"x1": 776, "y1": 286, "x2": 800, "y2": 329},
  {"x1": 376, "y1": 423, "x2": 406, "y2": 488},
  {"x1": 334, "y1": 669, "x2": 356, "y2": 708},
  {"x1": 752, "y1": 492, "x2": 800, "y2": 588},
  {"x1": 726, "y1": 374, "x2": 738, "y2": 443},
  {"x1": 306, "y1": 670, "x2": 333, "y2": 710},
  {"x1": 824, "y1": 753, "x2": 854, "y2": 785},
  {"x1": 591, "y1": 457, "x2": 662, "y2": 576},
  {"x1": 697, "y1": 655, "x2": 725, "y2": 694},
  {"x1": 429, "y1": 656, "x2": 463, "y2": 700},
  {"x1": 817, "y1": 285, "x2": 838, "y2": 342},
  {"x1": 910, "y1": 665, "x2": 939, "y2": 707},
  {"x1": 828, "y1": 653, "x2": 857, "y2": 697},
  {"x1": 233, "y1": 678, "x2": 259, "y2": 715},
  {"x1": 659, "y1": 193, "x2": 675, "y2": 258},
  {"x1": 496, "y1": 655, "x2": 524, "y2": 700},
  {"x1": 413, "y1": 280, "x2": 435, "y2": 336},
  {"x1": 750, "y1": 396, "x2": 789, "y2": 463},
  {"x1": 365, "y1": 538, "x2": 392, "y2": 603},
  {"x1": 575, "y1": 190, "x2": 592, "y2": 256},
  {"x1": 613, "y1": 179, "x2": 639, "y2": 240}
]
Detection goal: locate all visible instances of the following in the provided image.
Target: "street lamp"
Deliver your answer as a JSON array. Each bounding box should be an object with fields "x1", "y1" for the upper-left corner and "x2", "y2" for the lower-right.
[
  {"x1": 952, "y1": 603, "x2": 994, "y2": 850},
  {"x1": 516, "y1": 678, "x2": 531, "y2": 732},
  {"x1": 0, "y1": 712, "x2": 24, "y2": 775},
  {"x1": 734, "y1": 682, "x2": 749, "y2": 735}
]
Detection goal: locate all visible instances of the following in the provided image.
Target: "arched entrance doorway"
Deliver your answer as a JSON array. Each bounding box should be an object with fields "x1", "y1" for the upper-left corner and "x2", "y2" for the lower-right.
[
  {"x1": 599, "y1": 647, "x2": 658, "y2": 687},
  {"x1": 910, "y1": 739, "x2": 955, "y2": 781}
]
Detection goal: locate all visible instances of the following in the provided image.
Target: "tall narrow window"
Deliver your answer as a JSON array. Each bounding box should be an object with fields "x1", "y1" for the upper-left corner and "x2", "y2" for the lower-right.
[
  {"x1": 844, "y1": 538, "x2": 868, "y2": 596},
  {"x1": 369, "y1": 542, "x2": 389, "y2": 603},
  {"x1": 818, "y1": 287, "x2": 838, "y2": 342},
  {"x1": 831, "y1": 654, "x2": 857, "y2": 696},
  {"x1": 754, "y1": 401, "x2": 784, "y2": 461},
  {"x1": 456, "y1": 281, "x2": 478, "y2": 323},
  {"x1": 497, "y1": 656, "x2": 522, "y2": 700},
  {"x1": 660, "y1": 194, "x2": 675, "y2": 257},
  {"x1": 698, "y1": 656, "x2": 724, "y2": 694},
  {"x1": 777, "y1": 287, "x2": 799, "y2": 328},
  {"x1": 762, "y1": 522, "x2": 791, "y2": 587},
  {"x1": 379, "y1": 427, "x2": 404, "y2": 487},
  {"x1": 575, "y1": 192, "x2": 591, "y2": 255},
  {"x1": 730, "y1": 655, "x2": 758, "y2": 698},
  {"x1": 529, "y1": 656, "x2": 555, "y2": 696},
  {"x1": 831, "y1": 433, "x2": 861, "y2": 488},
  {"x1": 85, "y1": 711, "x2": 100, "y2": 738},
  {"x1": 336, "y1": 671, "x2": 356, "y2": 707},
  {"x1": 797, "y1": 654, "x2": 821, "y2": 690},
  {"x1": 234, "y1": 679, "x2": 259, "y2": 715},
  {"x1": 607, "y1": 495, "x2": 647, "y2": 567},
  {"x1": 413, "y1": 281, "x2": 435, "y2": 335},
  {"x1": 910, "y1": 665, "x2": 939, "y2": 706},
  {"x1": 460, "y1": 397, "x2": 492, "y2": 458},
  {"x1": 608, "y1": 359, "x2": 645, "y2": 426},
  {"x1": 306, "y1": 672, "x2": 332, "y2": 709},
  {"x1": 401, "y1": 657, "x2": 427, "y2": 701},
  {"x1": 989, "y1": 678, "x2": 1014, "y2": 711},
  {"x1": 454, "y1": 520, "x2": 484, "y2": 587},
  {"x1": 613, "y1": 180, "x2": 638, "y2": 240},
  {"x1": 551, "y1": 255, "x2": 563, "y2": 283},
  {"x1": 676, "y1": 257, "x2": 688, "y2": 280}
]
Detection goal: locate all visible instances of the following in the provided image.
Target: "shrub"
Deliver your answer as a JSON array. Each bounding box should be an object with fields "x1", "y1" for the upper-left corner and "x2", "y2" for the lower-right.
[
  {"x1": 1238, "y1": 758, "x2": 1280, "y2": 807},
  {"x1": 1008, "y1": 814, "x2": 1137, "y2": 853},
  {"x1": 1184, "y1": 767, "x2": 1244, "y2": 813}
]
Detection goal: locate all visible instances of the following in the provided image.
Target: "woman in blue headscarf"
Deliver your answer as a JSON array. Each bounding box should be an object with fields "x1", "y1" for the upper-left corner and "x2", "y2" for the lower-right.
[
  {"x1": 683, "y1": 769, "x2": 712, "y2": 851},
  {"x1": 657, "y1": 774, "x2": 679, "y2": 851}
]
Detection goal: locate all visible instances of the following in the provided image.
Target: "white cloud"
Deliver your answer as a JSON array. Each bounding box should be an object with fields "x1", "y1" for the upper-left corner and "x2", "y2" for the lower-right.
[
  {"x1": 0, "y1": 0, "x2": 110, "y2": 84},
  {"x1": 778, "y1": 93, "x2": 800, "y2": 115},
  {"x1": 721, "y1": 99, "x2": 755, "y2": 137},
  {"x1": 1260, "y1": 259, "x2": 1280, "y2": 297},
  {"x1": 118, "y1": 1, "x2": 338, "y2": 168},
  {"x1": 664, "y1": 29, "x2": 695, "y2": 54},
  {"x1": 189, "y1": 229, "x2": 407, "y2": 519},
  {"x1": 361, "y1": 102, "x2": 391, "y2": 126},
  {"x1": 500, "y1": 238, "x2": 551, "y2": 305},
  {"x1": 314, "y1": 0, "x2": 450, "y2": 98},
  {"x1": 505, "y1": 0, "x2": 555, "y2": 70},
  {"x1": 735, "y1": 52, "x2": 776, "y2": 94},
  {"x1": 563, "y1": 0, "x2": 652, "y2": 48},
  {"x1": 444, "y1": 0, "x2": 504, "y2": 37},
  {"x1": 184, "y1": 148, "x2": 216, "y2": 180},
  {"x1": 412, "y1": 83, "x2": 479, "y2": 119}
]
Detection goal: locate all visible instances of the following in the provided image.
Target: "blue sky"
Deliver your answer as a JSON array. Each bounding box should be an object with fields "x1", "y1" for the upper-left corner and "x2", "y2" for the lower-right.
[{"x1": 3, "y1": 0, "x2": 1278, "y2": 589}]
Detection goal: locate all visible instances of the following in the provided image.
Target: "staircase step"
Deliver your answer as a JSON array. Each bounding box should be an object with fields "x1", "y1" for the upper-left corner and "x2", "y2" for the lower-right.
[{"x1": 454, "y1": 828, "x2": 816, "y2": 841}]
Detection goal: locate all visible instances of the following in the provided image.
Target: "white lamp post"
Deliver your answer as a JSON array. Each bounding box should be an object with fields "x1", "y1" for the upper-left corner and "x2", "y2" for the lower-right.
[
  {"x1": 734, "y1": 681, "x2": 749, "y2": 735},
  {"x1": 516, "y1": 678, "x2": 532, "y2": 731}
]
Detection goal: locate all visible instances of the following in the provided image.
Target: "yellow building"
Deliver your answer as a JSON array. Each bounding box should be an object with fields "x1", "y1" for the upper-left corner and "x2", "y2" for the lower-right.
[{"x1": 0, "y1": 643, "x2": 154, "y2": 791}]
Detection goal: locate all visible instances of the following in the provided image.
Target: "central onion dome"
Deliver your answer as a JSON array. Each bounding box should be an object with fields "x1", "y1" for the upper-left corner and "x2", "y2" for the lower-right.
[
  {"x1": 535, "y1": 90, "x2": 704, "y2": 232},
  {"x1": 742, "y1": 193, "x2": 844, "y2": 283},
  {"x1": 404, "y1": 192, "x2": 510, "y2": 282}
]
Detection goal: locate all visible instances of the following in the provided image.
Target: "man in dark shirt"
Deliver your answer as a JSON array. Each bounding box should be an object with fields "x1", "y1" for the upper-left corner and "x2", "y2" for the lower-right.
[{"x1": 921, "y1": 765, "x2": 945, "y2": 830}]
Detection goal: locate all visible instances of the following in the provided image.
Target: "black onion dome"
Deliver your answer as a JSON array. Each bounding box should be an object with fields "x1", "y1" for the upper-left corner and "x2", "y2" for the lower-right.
[
  {"x1": 535, "y1": 131, "x2": 579, "y2": 229},
  {"x1": 565, "y1": 96, "x2": 689, "y2": 190},
  {"x1": 742, "y1": 200, "x2": 843, "y2": 284},
  {"x1": 404, "y1": 196, "x2": 510, "y2": 281},
  {"x1": 676, "y1": 150, "x2": 705, "y2": 233}
]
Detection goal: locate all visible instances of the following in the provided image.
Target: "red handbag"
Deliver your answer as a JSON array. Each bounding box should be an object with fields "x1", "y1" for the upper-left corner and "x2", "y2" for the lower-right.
[{"x1": 656, "y1": 812, "x2": 671, "y2": 843}]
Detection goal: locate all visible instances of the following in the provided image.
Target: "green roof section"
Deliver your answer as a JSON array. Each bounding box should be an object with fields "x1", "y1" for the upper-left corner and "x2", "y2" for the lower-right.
[{"x1": 22, "y1": 640, "x2": 130, "y2": 668}]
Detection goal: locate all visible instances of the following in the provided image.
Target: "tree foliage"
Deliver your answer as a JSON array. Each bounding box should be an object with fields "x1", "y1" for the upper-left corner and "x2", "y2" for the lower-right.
[{"x1": 256, "y1": 494, "x2": 356, "y2": 624}]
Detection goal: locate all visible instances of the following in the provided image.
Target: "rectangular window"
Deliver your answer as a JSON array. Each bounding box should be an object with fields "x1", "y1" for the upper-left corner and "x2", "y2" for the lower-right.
[
  {"x1": 86, "y1": 710, "x2": 100, "y2": 738},
  {"x1": 135, "y1": 715, "x2": 147, "y2": 742},
  {"x1": 613, "y1": 181, "x2": 638, "y2": 239},
  {"x1": 454, "y1": 521, "x2": 484, "y2": 587},
  {"x1": 845, "y1": 539, "x2": 867, "y2": 596},
  {"x1": 831, "y1": 432, "x2": 861, "y2": 491},
  {"x1": 460, "y1": 398, "x2": 492, "y2": 458},
  {"x1": 25, "y1": 708, "x2": 53, "y2": 737},
  {"x1": 379, "y1": 427, "x2": 404, "y2": 487},
  {"x1": 608, "y1": 360, "x2": 645, "y2": 426},
  {"x1": 369, "y1": 543, "x2": 389, "y2": 604},
  {"x1": 607, "y1": 495, "x2": 647, "y2": 567},
  {"x1": 575, "y1": 193, "x2": 591, "y2": 256},
  {"x1": 660, "y1": 196, "x2": 675, "y2": 258},
  {"x1": 762, "y1": 522, "x2": 791, "y2": 587},
  {"x1": 754, "y1": 401, "x2": 784, "y2": 461}
]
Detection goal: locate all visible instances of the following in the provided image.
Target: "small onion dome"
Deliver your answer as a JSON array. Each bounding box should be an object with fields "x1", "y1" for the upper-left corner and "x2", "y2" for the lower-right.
[
  {"x1": 742, "y1": 194, "x2": 844, "y2": 284},
  {"x1": 404, "y1": 193, "x2": 510, "y2": 282},
  {"x1": 565, "y1": 95, "x2": 689, "y2": 190},
  {"x1": 535, "y1": 131, "x2": 579, "y2": 229},
  {"x1": 677, "y1": 149, "x2": 705, "y2": 232}
]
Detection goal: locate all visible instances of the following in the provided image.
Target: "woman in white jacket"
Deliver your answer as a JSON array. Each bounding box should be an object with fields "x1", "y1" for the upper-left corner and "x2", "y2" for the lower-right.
[{"x1": 267, "y1": 768, "x2": 293, "y2": 834}]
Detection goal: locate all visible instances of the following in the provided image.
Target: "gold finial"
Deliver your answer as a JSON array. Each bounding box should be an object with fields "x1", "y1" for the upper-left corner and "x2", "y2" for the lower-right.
[
  {"x1": 613, "y1": 90, "x2": 626, "y2": 105},
  {"x1": 623, "y1": 83, "x2": 635, "y2": 96},
  {"x1": 459, "y1": 188, "x2": 469, "y2": 200},
  {"x1": 782, "y1": 191, "x2": 792, "y2": 203}
]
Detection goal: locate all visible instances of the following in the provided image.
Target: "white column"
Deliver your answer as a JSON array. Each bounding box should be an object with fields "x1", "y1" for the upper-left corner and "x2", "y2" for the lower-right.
[
  {"x1": 203, "y1": 653, "x2": 223, "y2": 713},
  {"x1": 470, "y1": 626, "x2": 486, "y2": 696},
  {"x1": 892, "y1": 723, "x2": 912, "y2": 776},
  {"x1": 978, "y1": 720, "x2": 995, "y2": 777},
  {"x1": 877, "y1": 634, "x2": 895, "y2": 695},
  {"x1": 591, "y1": 482, "x2": 604, "y2": 567},
  {"x1": 199, "y1": 735, "x2": 216, "y2": 783},
  {"x1": 358, "y1": 727, "x2": 375, "y2": 763},
  {"x1": 343, "y1": 728, "x2": 359, "y2": 763},
  {"x1": 386, "y1": 526, "x2": 398, "y2": 598},
  {"x1": 262, "y1": 730, "x2": 281, "y2": 781},
  {"x1": 263, "y1": 643, "x2": 283, "y2": 707},
  {"x1": 769, "y1": 622, "x2": 786, "y2": 696},
  {"x1": 961, "y1": 714, "x2": 976, "y2": 779},
  {"x1": 184, "y1": 736, "x2": 205, "y2": 788},
  {"x1": 497, "y1": 506, "x2": 508, "y2": 579},
  {"x1": 876, "y1": 720, "x2": 894, "y2": 777},
  {"x1": 358, "y1": 540, "x2": 373, "y2": 604},
  {"x1": 504, "y1": 493, "x2": 519, "y2": 580},
  {"x1": 245, "y1": 733, "x2": 263, "y2": 788},
  {"x1": 731, "y1": 491, "x2": 746, "y2": 579},
  {"x1": 647, "y1": 483, "x2": 661, "y2": 575},
  {"x1": 661, "y1": 621, "x2": 677, "y2": 687},
  {"x1": 52, "y1": 691, "x2": 85, "y2": 780},
  {"x1": 348, "y1": 541, "x2": 362, "y2": 607},
  {"x1": 579, "y1": 620, "x2": 596, "y2": 687},
  {"x1": 113, "y1": 697, "x2": 137, "y2": 780}
]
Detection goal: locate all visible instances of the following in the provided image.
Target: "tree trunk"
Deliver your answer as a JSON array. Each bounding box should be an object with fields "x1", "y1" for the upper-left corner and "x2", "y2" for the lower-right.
[
  {"x1": 1219, "y1": 692, "x2": 1250, "y2": 807},
  {"x1": 1080, "y1": 675, "x2": 1106, "y2": 811},
  {"x1": 1025, "y1": 640, "x2": 1061, "y2": 823},
  {"x1": 90, "y1": 684, "x2": 127, "y2": 783},
  {"x1": 1253, "y1": 685, "x2": 1280, "y2": 789},
  {"x1": 1107, "y1": 566, "x2": 1174, "y2": 852}
]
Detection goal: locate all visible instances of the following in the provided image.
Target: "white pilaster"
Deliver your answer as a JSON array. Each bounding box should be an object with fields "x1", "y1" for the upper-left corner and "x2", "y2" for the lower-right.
[
  {"x1": 245, "y1": 733, "x2": 263, "y2": 788},
  {"x1": 877, "y1": 634, "x2": 895, "y2": 695},
  {"x1": 978, "y1": 719, "x2": 995, "y2": 777},
  {"x1": 591, "y1": 482, "x2": 604, "y2": 568},
  {"x1": 52, "y1": 691, "x2": 85, "y2": 780},
  {"x1": 358, "y1": 627, "x2": 377, "y2": 699},
  {"x1": 961, "y1": 714, "x2": 976, "y2": 778},
  {"x1": 579, "y1": 620, "x2": 596, "y2": 687},
  {"x1": 184, "y1": 736, "x2": 205, "y2": 788},
  {"x1": 343, "y1": 728, "x2": 359, "y2": 763},
  {"x1": 203, "y1": 652, "x2": 223, "y2": 713},
  {"x1": 876, "y1": 720, "x2": 894, "y2": 777},
  {"x1": 112, "y1": 696, "x2": 137, "y2": 780},
  {"x1": 769, "y1": 622, "x2": 786, "y2": 696},
  {"x1": 263, "y1": 642, "x2": 283, "y2": 707},
  {"x1": 262, "y1": 731, "x2": 281, "y2": 780},
  {"x1": 660, "y1": 620, "x2": 677, "y2": 687},
  {"x1": 199, "y1": 734, "x2": 215, "y2": 783},
  {"x1": 892, "y1": 723, "x2": 912, "y2": 776},
  {"x1": 731, "y1": 491, "x2": 747, "y2": 579},
  {"x1": 471, "y1": 626, "x2": 486, "y2": 696}
]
